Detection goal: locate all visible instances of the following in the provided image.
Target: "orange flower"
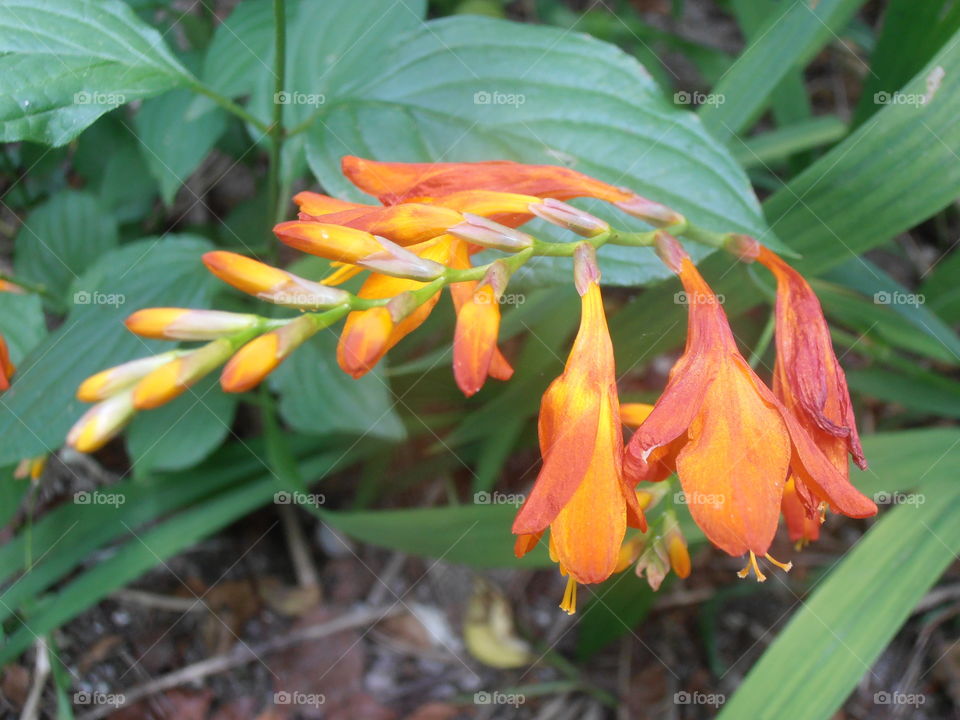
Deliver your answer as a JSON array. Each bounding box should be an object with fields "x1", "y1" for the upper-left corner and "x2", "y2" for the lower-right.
[
  {"x1": 513, "y1": 246, "x2": 646, "y2": 612},
  {"x1": 752, "y1": 245, "x2": 868, "y2": 522},
  {"x1": 781, "y1": 477, "x2": 822, "y2": 546},
  {"x1": 452, "y1": 263, "x2": 509, "y2": 397},
  {"x1": 623, "y1": 235, "x2": 876, "y2": 577}
]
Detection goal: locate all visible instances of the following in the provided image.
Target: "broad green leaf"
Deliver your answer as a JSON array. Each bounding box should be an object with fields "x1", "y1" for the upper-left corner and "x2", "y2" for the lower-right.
[
  {"x1": 14, "y1": 191, "x2": 118, "y2": 297},
  {"x1": 269, "y1": 330, "x2": 405, "y2": 442},
  {"x1": 852, "y1": 0, "x2": 960, "y2": 126},
  {"x1": 0, "y1": 236, "x2": 216, "y2": 465},
  {"x1": 305, "y1": 15, "x2": 776, "y2": 287},
  {"x1": 0, "y1": 0, "x2": 191, "y2": 145},
  {"x1": 135, "y1": 88, "x2": 228, "y2": 205},
  {"x1": 0, "y1": 293, "x2": 47, "y2": 364},
  {"x1": 719, "y1": 465, "x2": 960, "y2": 720},
  {"x1": 201, "y1": 0, "x2": 282, "y2": 100},
  {"x1": 764, "y1": 29, "x2": 960, "y2": 274},
  {"x1": 699, "y1": 0, "x2": 866, "y2": 140},
  {"x1": 126, "y1": 374, "x2": 238, "y2": 473},
  {"x1": 822, "y1": 257, "x2": 960, "y2": 363}
]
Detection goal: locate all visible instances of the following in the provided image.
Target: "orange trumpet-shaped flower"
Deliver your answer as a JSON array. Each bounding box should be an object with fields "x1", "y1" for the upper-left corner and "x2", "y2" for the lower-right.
[
  {"x1": 453, "y1": 263, "x2": 509, "y2": 397},
  {"x1": 752, "y1": 245, "x2": 868, "y2": 499},
  {"x1": 513, "y1": 246, "x2": 646, "y2": 610},
  {"x1": 624, "y1": 235, "x2": 876, "y2": 566}
]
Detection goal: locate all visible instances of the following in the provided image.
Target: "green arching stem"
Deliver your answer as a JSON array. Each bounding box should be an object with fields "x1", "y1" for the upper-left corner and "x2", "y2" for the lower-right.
[
  {"x1": 748, "y1": 311, "x2": 776, "y2": 369},
  {"x1": 266, "y1": 0, "x2": 288, "y2": 237},
  {"x1": 186, "y1": 81, "x2": 271, "y2": 135}
]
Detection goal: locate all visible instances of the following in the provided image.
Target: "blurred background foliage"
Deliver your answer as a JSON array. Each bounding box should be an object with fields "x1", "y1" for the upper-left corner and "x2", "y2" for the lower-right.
[{"x1": 1, "y1": 0, "x2": 960, "y2": 718}]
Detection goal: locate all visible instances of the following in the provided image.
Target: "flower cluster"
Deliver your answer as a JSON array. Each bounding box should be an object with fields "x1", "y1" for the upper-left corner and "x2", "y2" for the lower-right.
[{"x1": 66, "y1": 157, "x2": 875, "y2": 612}]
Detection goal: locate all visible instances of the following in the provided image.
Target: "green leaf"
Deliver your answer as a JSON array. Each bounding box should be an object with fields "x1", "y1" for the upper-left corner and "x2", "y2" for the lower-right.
[
  {"x1": 0, "y1": 466, "x2": 27, "y2": 529},
  {"x1": 847, "y1": 367, "x2": 960, "y2": 419},
  {"x1": 304, "y1": 15, "x2": 775, "y2": 287},
  {"x1": 764, "y1": 28, "x2": 960, "y2": 274},
  {"x1": 0, "y1": 236, "x2": 216, "y2": 465},
  {"x1": 13, "y1": 190, "x2": 119, "y2": 297},
  {"x1": 0, "y1": 0, "x2": 192, "y2": 145},
  {"x1": 0, "y1": 293, "x2": 47, "y2": 365},
  {"x1": 269, "y1": 330, "x2": 405, "y2": 442},
  {"x1": 719, "y1": 464, "x2": 960, "y2": 720},
  {"x1": 201, "y1": 0, "x2": 280, "y2": 100},
  {"x1": 126, "y1": 374, "x2": 238, "y2": 473},
  {"x1": 699, "y1": 0, "x2": 866, "y2": 140},
  {"x1": 919, "y1": 249, "x2": 960, "y2": 325},
  {"x1": 135, "y1": 89, "x2": 228, "y2": 205},
  {"x1": 732, "y1": 117, "x2": 847, "y2": 169}
]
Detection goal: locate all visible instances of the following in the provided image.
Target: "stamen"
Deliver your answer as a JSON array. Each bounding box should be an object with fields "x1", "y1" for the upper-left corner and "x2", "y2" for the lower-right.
[
  {"x1": 764, "y1": 552, "x2": 793, "y2": 573},
  {"x1": 736, "y1": 551, "x2": 767, "y2": 582},
  {"x1": 559, "y1": 576, "x2": 578, "y2": 615}
]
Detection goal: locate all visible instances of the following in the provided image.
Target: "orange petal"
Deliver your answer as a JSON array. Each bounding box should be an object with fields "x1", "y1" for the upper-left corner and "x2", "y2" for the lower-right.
[
  {"x1": 453, "y1": 284, "x2": 501, "y2": 397},
  {"x1": 299, "y1": 203, "x2": 464, "y2": 246},
  {"x1": 273, "y1": 221, "x2": 383, "y2": 262},
  {"x1": 293, "y1": 191, "x2": 367, "y2": 215},
  {"x1": 336, "y1": 306, "x2": 395, "y2": 379}
]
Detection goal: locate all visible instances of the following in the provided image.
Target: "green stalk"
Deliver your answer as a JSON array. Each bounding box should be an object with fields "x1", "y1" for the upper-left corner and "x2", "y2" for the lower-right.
[{"x1": 266, "y1": 0, "x2": 288, "y2": 236}]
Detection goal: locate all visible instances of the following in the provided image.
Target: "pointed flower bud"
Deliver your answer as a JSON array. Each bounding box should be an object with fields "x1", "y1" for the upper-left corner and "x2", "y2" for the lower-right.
[
  {"x1": 662, "y1": 510, "x2": 691, "y2": 579},
  {"x1": 615, "y1": 194, "x2": 685, "y2": 228},
  {"x1": 125, "y1": 308, "x2": 261, "y2": 341},
  {"x1": 337, "y1": 306, "x2": 394, "y2": 379},
  {"x1": 202, "y1": 251, "x2": 349, "y2": 309},
  {"x1": 573, "y1": 243, "x2": 600, "y2": 296},
  {"x1": 77, "y1": 351, "x2": 184, "y2": 402},
  {"x1": 66, "y1": 389, "x2": 136, "y2": 453},
  {"x1": 292, "y1": 191, "x2": 366, "y2": 216},
  {"x1": 221, "y1": 315, "x2": 320, "y2": 393},
  {"x1": 448, "y1": 213, "x2": 534, "y2": 252},
  {"x1": 530, "y1": 198, "x2": 609, "y2": 237},
  {"x1": 133, "y1": 338, "x2": 235, "y2": 409},
  {"x1": 635, "y1": 543, "x2": 670, "y2": 591},
  {"x1": 273, "y1": 221, "x2": 384, "y2": 262},
  {"x1": 357, "y1": 236, "x2": 446, "y2": 281}
]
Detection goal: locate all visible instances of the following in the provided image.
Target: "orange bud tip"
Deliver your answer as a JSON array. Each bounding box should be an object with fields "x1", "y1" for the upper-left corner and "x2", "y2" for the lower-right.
[
  {"x1": 559, "y1": 575, "x2": 578, "y2": 615},
  {"x1": 614, "y1": 194, "x2": 685, "y2": 228},
  {"x1": 572, "y1": 243, "x2": 600, "y2": 295},
  {"x1": 77, "y1": 352, "x2": 181, "y2": 402},
  {"x1": 736, "y1": 551, "x2": 767, "y2": 582},
  {"x1": 126, "y1": 308, "x2": 260, "y2": 340},
  {"x1": 530, "y1": 198, "x2": 609, "y2": 237},
  {"x1": 66, "y1": 391, "x2": 136, "y2": 453}
]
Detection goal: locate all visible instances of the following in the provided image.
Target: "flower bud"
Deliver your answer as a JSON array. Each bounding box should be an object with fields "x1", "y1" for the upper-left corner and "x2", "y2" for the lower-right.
[
  {"x1": 66, "y1": 389, "x2": 136, "y2": 453},
  {"x1": 573, "y1": 243, "x2": 600, "y2": 296},
  {"x1": 273, "y1": 221, "x2": 384, "y2": 262},
  {"x1": 635, "y1": 542, "x2": 670, "y2": 591},
  {"x1": 662, "y1": 510, "x2": 691, "y2": 579},
  {"x1": 357, "y1": 236, "x2": 446, "y2": 280},
  {"x1": 530, "y1": 198, "x2": 609, "y2": 237},
  {"x1": 202, "y1": 251, "x2": 349, "y2": 309},
  {"x1": 448, "y1": 213, "x2": 534, "y2": 252},
  {"x1": 337, "y1": 306, "x2": 394, "y2": 379},
  {"x1": 125, "y1": 308, "x2": 261, "y2": 341},
  {"x1": 77, "y1": 351, "x2": 183, "y2": 402},
  {"x1": 133, "y1": 339, "x2": 234, "y2": 409},
  {"x1": 615, "y1": 194, "x2": 685, "y2": 228},
  {"x1": 221, "y1": 315, "x2": 319, "y2": 393}
]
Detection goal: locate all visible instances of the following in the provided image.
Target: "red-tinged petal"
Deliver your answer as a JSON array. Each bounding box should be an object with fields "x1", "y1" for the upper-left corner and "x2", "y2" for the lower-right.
[
  {"x1": 757, "y1": 246, "x2": 866, "y2": 469},
  {"x1": 337, "y1": 306, "x2": 395, "y2": 379},
  {"x1": 514, "y1": 532, "x2": 543, "y2": 558},
  {"x1": 548, "y1": 390, "x2": 628, "y2": 584},
  {"x1": 453, "y1": 284, "x2": 501, "y2": 397},
  {"x1": 675, "y1": 357, "x2": 792, "y2": 557},
  {"x1": 781, "y1": 478, "x2": 821, "y2": 544},
  {"x1": 341, "y1": 156, "x2": 634, "y2": 205}
]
